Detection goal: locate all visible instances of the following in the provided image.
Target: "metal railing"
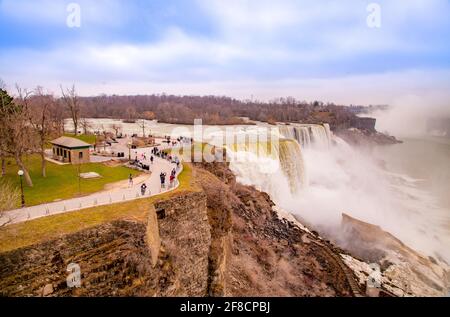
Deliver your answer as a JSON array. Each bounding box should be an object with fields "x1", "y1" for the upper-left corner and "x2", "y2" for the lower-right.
[{"x1": 1, "y1": 164, "x2": 184, "y2": 226}]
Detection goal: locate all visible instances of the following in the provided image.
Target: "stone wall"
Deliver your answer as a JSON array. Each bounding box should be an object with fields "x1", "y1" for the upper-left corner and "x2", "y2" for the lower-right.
[{"x1": 154, "y1": 191, "x2": 211, "y2": 296}]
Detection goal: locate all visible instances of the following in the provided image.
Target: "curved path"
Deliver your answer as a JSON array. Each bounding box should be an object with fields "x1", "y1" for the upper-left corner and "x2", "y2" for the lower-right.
[{"x1": 0, "y1": 156, "x2": 182, "y2": 227}]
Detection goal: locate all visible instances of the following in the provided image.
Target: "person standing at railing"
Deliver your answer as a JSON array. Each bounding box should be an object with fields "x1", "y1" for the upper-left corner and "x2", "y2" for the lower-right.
[
  {"x1": 129, "y1": 174, "x2": 134, "y2": 187},
  {"x1": 141, "y1": 183, "x2": 147, "y2": 196},
  {"x1": 160, "y1": 172, "x2": 166, "y2": 190}
]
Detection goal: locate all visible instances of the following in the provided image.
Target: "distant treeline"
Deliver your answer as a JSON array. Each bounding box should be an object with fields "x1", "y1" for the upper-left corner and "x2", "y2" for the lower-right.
[{"x1": 78, "y1": 94, "x2": 373, "y2": 130}]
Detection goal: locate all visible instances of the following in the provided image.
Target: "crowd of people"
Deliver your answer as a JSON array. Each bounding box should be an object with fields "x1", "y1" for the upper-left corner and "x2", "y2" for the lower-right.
[{"x1": 127, "y1": 135, "x2": 186, "y2": 194}]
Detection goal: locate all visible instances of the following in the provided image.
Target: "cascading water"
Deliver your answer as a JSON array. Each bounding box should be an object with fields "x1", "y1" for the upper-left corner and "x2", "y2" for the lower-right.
[
  {"x1": 278, "y1": 140, "x2": 307, "y2": 193},
  {"x1": 228, "y1": 124, "x2": 333, "y2": 199},
  {"x1": 230, "y1": 123, "x2": 450, "y2": 266},
  {"x1": 227, "y1": 139, "x2": 306, "y2": 196},
  {"x1": 278, "y1": 124, "x2": 332, "y2": 149}
]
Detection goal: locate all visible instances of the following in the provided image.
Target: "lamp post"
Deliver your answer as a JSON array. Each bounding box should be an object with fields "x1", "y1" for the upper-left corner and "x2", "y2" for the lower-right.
[
  {"x1": 127, "y1": 141, "x2": 132, "y2": 161},
  {"x1": 17, "y1": 170, "x2": 25, "y2": 208}
]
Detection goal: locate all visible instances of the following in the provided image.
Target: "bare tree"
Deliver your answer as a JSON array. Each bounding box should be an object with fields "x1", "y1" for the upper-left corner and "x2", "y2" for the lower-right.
[
  {"x1": 26, "y1": 87, "x2": 55, "y2": 177},
  {"x1": 60, "y1": 85, "x2": 81, "y2": 136},
  {"x1": 80, "y1": 118, "x2": 92, "y2": 135},
  {"x1": 124, "y1": 106, "x2": 137, "y2": 123},
  {"x1": 111, "y1": 124, "x2": 122, "y2": 137},
  {"x1": 0, "y1": 85, "x2": 34, "y2": 187},
  {"x1": 51, "y1": 99, "x2": 66, "y2": 135},
  {"x1": 138, "y1": 119, "x2": 146, "y2": 137}
]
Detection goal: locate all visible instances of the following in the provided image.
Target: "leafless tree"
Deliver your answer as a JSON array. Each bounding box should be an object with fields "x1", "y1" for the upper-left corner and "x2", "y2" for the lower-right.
[
  {"x1": 111, "y1": 124, "x2": 122, "y2": 137},
  {"x1": 60, "y1": 85, "x2": 81, "y2": 136},
  {"x1": 26, "y1": 87, "x2": 55, "y2": 177},
  {"x1": 0, "y1": 85, "x2": 34, "y2": 187},
  {"x1": 80, "y1": 118, "x2": 92, "y2": 135},
  {"x1": 51, "y1": 99, "x2": 66, "y2": 135},
  {"x1": 138, "y1": 119, "x2": 146, "y2": 137},
  {"x1": 123, "y1": 106, "x2": 137, "y2": 123}
]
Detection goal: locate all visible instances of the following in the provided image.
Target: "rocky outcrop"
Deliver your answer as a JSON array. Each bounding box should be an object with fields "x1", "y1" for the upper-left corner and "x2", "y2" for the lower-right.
[
  {"x1": 194, "y1": 162, "x2": 358, "y2": 297},
  {"x1": 335, "y1": 128, "x2": 401, "y2": 146},
  {"x1": 349, "y1": 117, "x2": 376, "y2": 132},
  {"x1": 339, "y1": 214, "x2": 450, "y2": 297},
  {"x1": 154, "y1": 192, "x2": 211, "y2": 296}
]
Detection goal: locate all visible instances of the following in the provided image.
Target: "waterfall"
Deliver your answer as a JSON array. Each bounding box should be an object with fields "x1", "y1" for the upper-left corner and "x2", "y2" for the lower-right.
[
  {"x1": 227, "y1": 139, "x2": 306, "y2": 196},
  {"x1": 226, "y1": 123, "x2": 332, "y2": 198},
  {"x1": 278, "y1": 123, "x2": 332, "y2": 149},
  {"x1": 310, "y1": 125, "x2": 331, "y2": 149},
  {"x1": 278, "y1": 139, "x2": 306, "y2": 193}
]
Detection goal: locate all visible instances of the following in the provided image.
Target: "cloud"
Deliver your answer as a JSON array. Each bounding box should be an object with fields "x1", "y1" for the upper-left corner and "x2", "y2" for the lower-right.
[
  {"x1": 0, "y1": 0, "x2": 449, "y2": 103},
  {"x1": 0, "y1": 0, "x2": 130, "y2": 27}
]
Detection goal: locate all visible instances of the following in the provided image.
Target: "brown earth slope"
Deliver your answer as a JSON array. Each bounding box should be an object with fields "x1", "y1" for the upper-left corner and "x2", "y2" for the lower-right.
[{"x1": 193, "y1": 161, "x2": 358, "y2": 297}]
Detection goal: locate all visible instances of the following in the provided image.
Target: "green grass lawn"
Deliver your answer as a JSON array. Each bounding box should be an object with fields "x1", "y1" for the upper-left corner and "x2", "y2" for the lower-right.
[
  {"x1": 0, "y1": 163, "x2": 195, "y2": 253},
  {"x1": 1, "y1": 154, "x2": 141, "y2": 207},
  {"x1": 63, "y1": 133, "x2": 97, "y2": 145}
]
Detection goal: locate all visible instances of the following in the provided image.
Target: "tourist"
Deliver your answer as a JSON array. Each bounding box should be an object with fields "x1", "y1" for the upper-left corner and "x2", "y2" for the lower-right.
[
  {"x1": 169, "y1": 173, "x2": 175, "y2": 188},
  {"x1": 150, "y1": 156, "x2": 154, "y2": 164},
  {"x1": 140, "y1": 183, "x2": 147, "y2": 196},
  {"x1": 129, "y1": 174, "x2": 133, "y2": 187},
  {"x1": 160, "y1": 172, "x2": 166, "y2": 189}
]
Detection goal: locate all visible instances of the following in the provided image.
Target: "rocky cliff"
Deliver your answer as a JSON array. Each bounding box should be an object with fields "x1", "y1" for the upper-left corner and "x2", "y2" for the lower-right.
[
  {"x1": 335, "y1": 128, "x2": 401, "y2": 146},
  {"x1": 193, "y1": 161, "x2": 359, "y2": 297}
]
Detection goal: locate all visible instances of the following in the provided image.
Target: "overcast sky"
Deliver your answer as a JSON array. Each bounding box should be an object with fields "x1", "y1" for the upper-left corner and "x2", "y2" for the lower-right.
[{"x1": 0, "y1": 0, "x2": 449, "y2": 105}]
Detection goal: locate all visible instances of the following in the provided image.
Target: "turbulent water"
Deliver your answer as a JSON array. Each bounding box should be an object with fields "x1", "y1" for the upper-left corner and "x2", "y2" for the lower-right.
[
  {"x1": 227, "y1": 123, "x2": 450, "y2": 268},
  {"x1": 227, "y1": 139, "x2": 306, "y2": 195},
  {"x1": 278, "y1": 123, "x2": 331, "y2": 149}
]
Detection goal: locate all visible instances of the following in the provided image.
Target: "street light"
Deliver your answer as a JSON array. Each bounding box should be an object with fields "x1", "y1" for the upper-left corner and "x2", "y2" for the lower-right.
[
  {"x1": 127, "y1": 141, "x2": 132, "y2": 161},
  {"x1": 17, "y1": 170, "x2": 25, "y2": 208}
]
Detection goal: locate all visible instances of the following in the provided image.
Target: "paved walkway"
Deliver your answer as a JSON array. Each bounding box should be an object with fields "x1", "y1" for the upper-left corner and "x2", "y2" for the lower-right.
[{"x1": 0, "y1": 156, "x2": 182, "y2": 227}]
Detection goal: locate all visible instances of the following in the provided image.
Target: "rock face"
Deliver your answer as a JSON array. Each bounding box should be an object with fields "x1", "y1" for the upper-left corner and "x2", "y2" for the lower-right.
[
  {"x1": 154, "y1": 192, "x2": 211, "y2": 296},
  {"x1": 335, "y1": 128, "x2": 401, "y2": 146},
  {"x1": 349, "y1": 117, "x2": 376, "y2": 132},
  {"x1": 193, "y1": 162, "x2": 358, "y2": 297},
  {"x1": 339, "y1": 214, "x2": 450, "y2": 297}
]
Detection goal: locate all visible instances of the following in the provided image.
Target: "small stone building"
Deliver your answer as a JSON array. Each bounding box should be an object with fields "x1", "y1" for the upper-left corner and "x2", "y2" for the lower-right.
[{"x1": 50, "y1": 136, "x2": 91, "y2": 164}]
